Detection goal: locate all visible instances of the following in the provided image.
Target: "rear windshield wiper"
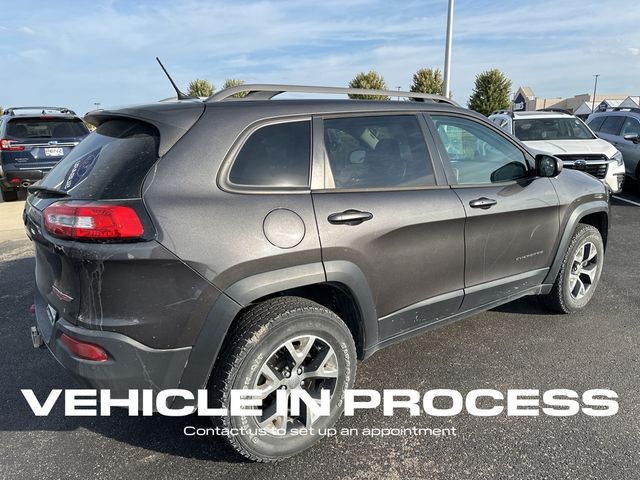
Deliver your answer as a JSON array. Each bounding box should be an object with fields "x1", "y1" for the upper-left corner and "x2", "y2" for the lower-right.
[{"x1": 27, "y1": 185, "x2": 69, "y2": 197}]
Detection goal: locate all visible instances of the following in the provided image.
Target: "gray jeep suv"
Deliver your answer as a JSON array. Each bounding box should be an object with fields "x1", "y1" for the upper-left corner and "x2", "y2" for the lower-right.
[{"x1": 25, "y1": 84, "x2": 609, "y2": 462}]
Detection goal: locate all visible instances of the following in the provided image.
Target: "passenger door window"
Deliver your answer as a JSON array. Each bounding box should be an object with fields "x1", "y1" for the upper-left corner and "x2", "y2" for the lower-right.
[
  {"x1": 599, "y1": 116, "x2": 625, "y2": 136},
  {"x1": 431, "y1": 115, "x2": 529, "y2": 184},
  {"x1": 229, "y1": 120, "x2": 311, "y2": 188},
  {"x1": 322, "y1": 115, "x2": 435, "y2": 189}
]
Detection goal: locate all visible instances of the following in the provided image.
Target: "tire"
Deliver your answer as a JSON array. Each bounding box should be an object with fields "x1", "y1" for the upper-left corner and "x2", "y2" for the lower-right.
[
  {"x1": 540, "y1": 224, "x2": 604, "y2": 313},
  {"x1": 209, "y1": 296, "x2": 357, "y2": 462},
  {"x1": 1, "y1": 188, "x2": 18, "y2": 202}
]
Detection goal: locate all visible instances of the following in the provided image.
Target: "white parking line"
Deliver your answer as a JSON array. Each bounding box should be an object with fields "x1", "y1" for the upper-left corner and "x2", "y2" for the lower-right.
[{"x1": 613, "y1": 195, "x2": 640, "y2": 207}]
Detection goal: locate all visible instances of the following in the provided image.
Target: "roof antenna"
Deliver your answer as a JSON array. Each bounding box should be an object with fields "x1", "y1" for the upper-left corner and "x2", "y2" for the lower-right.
[{"x1": 155, "y1": 57, "x2": 196, "y2": 100}]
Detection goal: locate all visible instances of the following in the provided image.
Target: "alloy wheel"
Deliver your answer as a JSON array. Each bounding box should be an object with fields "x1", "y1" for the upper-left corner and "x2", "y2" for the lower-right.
[
  {"x1": 253, "y1": 335, "x2": 339, "y2": 434},
  {"x1": 569, "y1": 241, "x2": 598, "y2": 300}
]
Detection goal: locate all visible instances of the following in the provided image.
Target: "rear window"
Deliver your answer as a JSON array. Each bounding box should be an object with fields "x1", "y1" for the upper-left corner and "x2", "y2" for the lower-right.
[
  {"x1": 6, "y1": 118, "x2": 89, "y2": 139},
  {"x1": 599, "y1": 116, "x2": 625, "y2": 135},
  {"x1": 229, "y1": 120, "x2": 311, "y2": 188},
  {"x1": 39, "y1": 119, "x2": 160, "y2": 199}
]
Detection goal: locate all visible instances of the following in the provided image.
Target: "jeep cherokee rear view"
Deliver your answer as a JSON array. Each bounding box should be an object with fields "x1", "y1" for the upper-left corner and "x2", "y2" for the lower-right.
[{"x1": 25, "y1": 84, "x2": 609, "y2": 462}]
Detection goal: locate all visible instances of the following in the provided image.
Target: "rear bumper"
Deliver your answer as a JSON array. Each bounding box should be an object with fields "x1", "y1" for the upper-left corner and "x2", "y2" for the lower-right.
[
  {"x1": 1, "y1": 166, "x2": 52, "y2": 189},
  {"x1": 34, "y1": 289, "x2": 191, "y2": 398}
]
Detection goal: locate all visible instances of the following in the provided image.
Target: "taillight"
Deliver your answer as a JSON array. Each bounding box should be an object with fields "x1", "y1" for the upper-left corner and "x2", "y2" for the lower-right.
[
  {"x1": 60, "y1": 333, "x2": 108, "y2": 362},
  {"x1": 43, "y1": 202, "x2": 144, "y2": 240},
  {"x1": 0, "y1": 139, "x2": 25, "y2": 151}
]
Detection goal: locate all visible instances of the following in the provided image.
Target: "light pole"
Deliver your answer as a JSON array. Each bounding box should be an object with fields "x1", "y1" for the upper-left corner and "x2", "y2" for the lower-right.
[
  {"x1": 94, "y1": 102, "x2": 101, "y2": 110},
  {"x1": 443, "y1": 0, "x2": 454, "y2": 99},
  {"x1": 591, "y1": 74, "x2": 599, "y2": 113},
  {"x1": 396, "y1": 86, "x2": 401, "y2": 101}
]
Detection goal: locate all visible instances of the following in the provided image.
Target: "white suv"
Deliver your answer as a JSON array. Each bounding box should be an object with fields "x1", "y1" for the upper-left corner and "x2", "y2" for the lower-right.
[{"x1": 488, "y1": 110, "x2": 625, "y2": 192}]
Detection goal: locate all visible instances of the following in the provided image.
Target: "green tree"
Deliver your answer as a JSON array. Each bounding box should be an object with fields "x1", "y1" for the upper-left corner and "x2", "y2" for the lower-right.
[
  {"x1": 410, "y1": 68, "x2": 444, "y2": 95},
  {"x1": 223, "y1": 78, "x2": 247, "y2": 98},
  {"x1": 187, "y1": 79, "x2": 215, "y2": 98},
  {"x1": 0, "y1": 106, "x2": 3, "y2": 115},
  {"x1": 348, "y1": 71, "x2": 389, "y2": 100},
  {"x1": 468, "y1": 69, "x2": 512, "y2": 116}
]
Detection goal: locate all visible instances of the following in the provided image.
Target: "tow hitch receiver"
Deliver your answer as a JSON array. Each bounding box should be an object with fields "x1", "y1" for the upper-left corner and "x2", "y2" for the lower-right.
[{"x1": 31, "y1": 326, "x2": 44, "y2": 348}]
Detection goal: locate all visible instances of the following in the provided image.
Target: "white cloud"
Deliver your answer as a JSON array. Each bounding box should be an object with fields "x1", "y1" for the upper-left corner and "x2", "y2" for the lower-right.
[{"x1": 16, "y1": 26, "x2": 34, "y2": 35}]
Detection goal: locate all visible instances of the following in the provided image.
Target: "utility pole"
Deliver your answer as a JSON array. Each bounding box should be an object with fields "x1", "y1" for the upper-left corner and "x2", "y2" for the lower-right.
[
  {"x1": 591, "y1": 74, "x2": 599, "y2": 113},
  {"x1": 443, "y1": 0, "x2": 454, "y2": 99}
]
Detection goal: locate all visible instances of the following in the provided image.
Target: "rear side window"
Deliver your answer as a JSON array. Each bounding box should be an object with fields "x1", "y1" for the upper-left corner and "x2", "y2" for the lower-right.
[
  {"x1": 6, "y1": 118, "x2": 89, "y2": 139},
  {"x1": 587, "y1": 116, "x2": 606, "y2": 132},
  {"x1": 229, "y1": 121, "x2": 311, "y2": 188},
  {"x1": 39, "y1": 119, "x2": 159, "y2": 199},
  {"x1": 323, "y1": 115, "x2": 435, "y2": 189},
  {"x1": 599, "y1": 116, "x2": 625, "y2": 135}
]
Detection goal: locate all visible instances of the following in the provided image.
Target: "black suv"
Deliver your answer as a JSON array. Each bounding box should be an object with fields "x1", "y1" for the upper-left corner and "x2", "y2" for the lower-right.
[
  {"x1": 0, "y1": 106, "x2": 89, "y2": 201},
  {"x1": 25, "y1": 85, "x2": 609, "y2": 461}
]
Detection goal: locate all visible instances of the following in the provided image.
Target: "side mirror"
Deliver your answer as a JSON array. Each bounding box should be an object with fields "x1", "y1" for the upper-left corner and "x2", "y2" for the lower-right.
[
  {"x1": 623, "y1": 133, "x2": 640, "y2": 144},
  {"x1": 535, "y1": 154, "x2": 563, "y2": 177}
]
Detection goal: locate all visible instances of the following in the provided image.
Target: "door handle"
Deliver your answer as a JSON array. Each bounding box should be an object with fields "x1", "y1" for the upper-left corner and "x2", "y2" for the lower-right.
[
  {"x1": 469, "y1": 197, "x2": 497, "y2": 209},
  {"x1": 327, "y1": 209, "x2": 373, "y2": 225}
]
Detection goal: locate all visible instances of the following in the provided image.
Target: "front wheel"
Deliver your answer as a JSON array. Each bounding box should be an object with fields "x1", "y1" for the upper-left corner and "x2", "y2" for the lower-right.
[
  {"x1": 209, "y1": 296, "x2": 357, "y2": 462},
  {"x1": 540, "y1": 224, "x2": 604, "y2": 313}
]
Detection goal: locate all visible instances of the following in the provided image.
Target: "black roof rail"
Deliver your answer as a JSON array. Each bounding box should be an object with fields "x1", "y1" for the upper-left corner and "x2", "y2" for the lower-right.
[
  {"x1": 490, "y1": 110, "x2": 513, "y2": 117},
  {"x1": 206, "y1": 84, "x2": 459, "y2": 106},
  {"x1": 607, "y1": 107, "x2": 640, "y2": 114},
  {"x1": 536, "y1": 108, "x2": 572, "y2": 115},
  {"x1": 3, "y1": 106, "x2": 76, "y2": 116}
]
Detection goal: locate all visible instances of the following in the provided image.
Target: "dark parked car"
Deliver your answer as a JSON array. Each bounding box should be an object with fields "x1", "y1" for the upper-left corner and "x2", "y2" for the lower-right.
[
  {"x1": 25, "y1": 85, "x2": 609, "y2": 461},
  {"x1": 0, "y1": 106, "x2": 89, "y2": 201},
  {"x1": 586, "y1": 107, "x2": 640, "y2": 184}
]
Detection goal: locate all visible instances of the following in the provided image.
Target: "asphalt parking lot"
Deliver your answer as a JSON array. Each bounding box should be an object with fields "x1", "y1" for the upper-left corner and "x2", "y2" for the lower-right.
[{"x1": 1, "y1": 188, "x2": 639, "y2": 480}]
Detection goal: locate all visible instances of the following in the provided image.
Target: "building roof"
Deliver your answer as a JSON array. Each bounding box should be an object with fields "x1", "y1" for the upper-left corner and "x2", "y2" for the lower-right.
[
  {"x1": 599, "y1": 99, "x2": 623, "y2": 108},
  {"x1": 573, "y1": 102, "x2": 593, "y2": 115},
  {"x1": 620, "y1": 96, "x2": 640, "y2": 108},
  {"x1": 518, "y1": 86, "x2": 535, "y2": 98}
]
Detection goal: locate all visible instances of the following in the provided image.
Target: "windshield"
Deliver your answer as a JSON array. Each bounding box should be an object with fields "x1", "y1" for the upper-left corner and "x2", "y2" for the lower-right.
[
  {"x1": 6, "y1": 118, "x2": 89, "y2": 139},
  {"x1": 514, "y1": 117, "x2": 595, "y2": 141}
]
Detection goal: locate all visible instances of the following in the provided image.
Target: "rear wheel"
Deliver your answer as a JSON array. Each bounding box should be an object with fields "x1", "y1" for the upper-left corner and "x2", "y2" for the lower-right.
[
  {"x1": 209, "y1": 296, "x2": 356, "y2": 462},
  {"x1": 1, "y1": 188, "x2": 18, "y2": 202},
  {"x1": 540, "y1": 224, "x2": 604, "y2": 313}
]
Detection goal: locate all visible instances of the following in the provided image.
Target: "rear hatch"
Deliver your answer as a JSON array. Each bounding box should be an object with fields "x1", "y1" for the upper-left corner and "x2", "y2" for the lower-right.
[
  {"x1": 24, "y1": 102, "x2": 207, "y2": 346},
  {"x1": 2, "y1": 116, "x2": 89, "y2": 169}
]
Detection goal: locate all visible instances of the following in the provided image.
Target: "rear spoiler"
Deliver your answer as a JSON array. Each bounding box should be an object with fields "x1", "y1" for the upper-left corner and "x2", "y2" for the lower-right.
[{"x1": 84, "y1": 102, "x2": 205, "y2": 157}]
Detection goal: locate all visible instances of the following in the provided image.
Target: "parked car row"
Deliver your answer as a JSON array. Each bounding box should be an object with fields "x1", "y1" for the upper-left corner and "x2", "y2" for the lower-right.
[
  {"x1": 488, "y1": 110, "x2": 626, "y2": 193},
  {"x1": 0, "y1": 106, "x2": 89, "y2": 201},
  {"x1": 2, "y1": 101, "x2": 636, "y2": 204}
]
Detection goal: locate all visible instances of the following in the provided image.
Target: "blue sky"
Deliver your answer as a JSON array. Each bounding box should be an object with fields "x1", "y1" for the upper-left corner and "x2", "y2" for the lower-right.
[{"x1": 1, "y1": 0, "x2": 639, "y2": 114}]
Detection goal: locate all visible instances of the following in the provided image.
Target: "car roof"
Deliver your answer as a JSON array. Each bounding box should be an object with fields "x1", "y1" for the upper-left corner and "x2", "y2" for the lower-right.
[
  {"x1": 489, "y1": 111, "x2": 577, "y2": 120},
  {"x1": 512, "y1": 111, "x2": 574, "y2": 119},
  {"x1": 3, "y1": 112, "x2": 81, "y2": 119},
  {"x1": 590, "y1": 108, "x2": 640, "y2": 117}
]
